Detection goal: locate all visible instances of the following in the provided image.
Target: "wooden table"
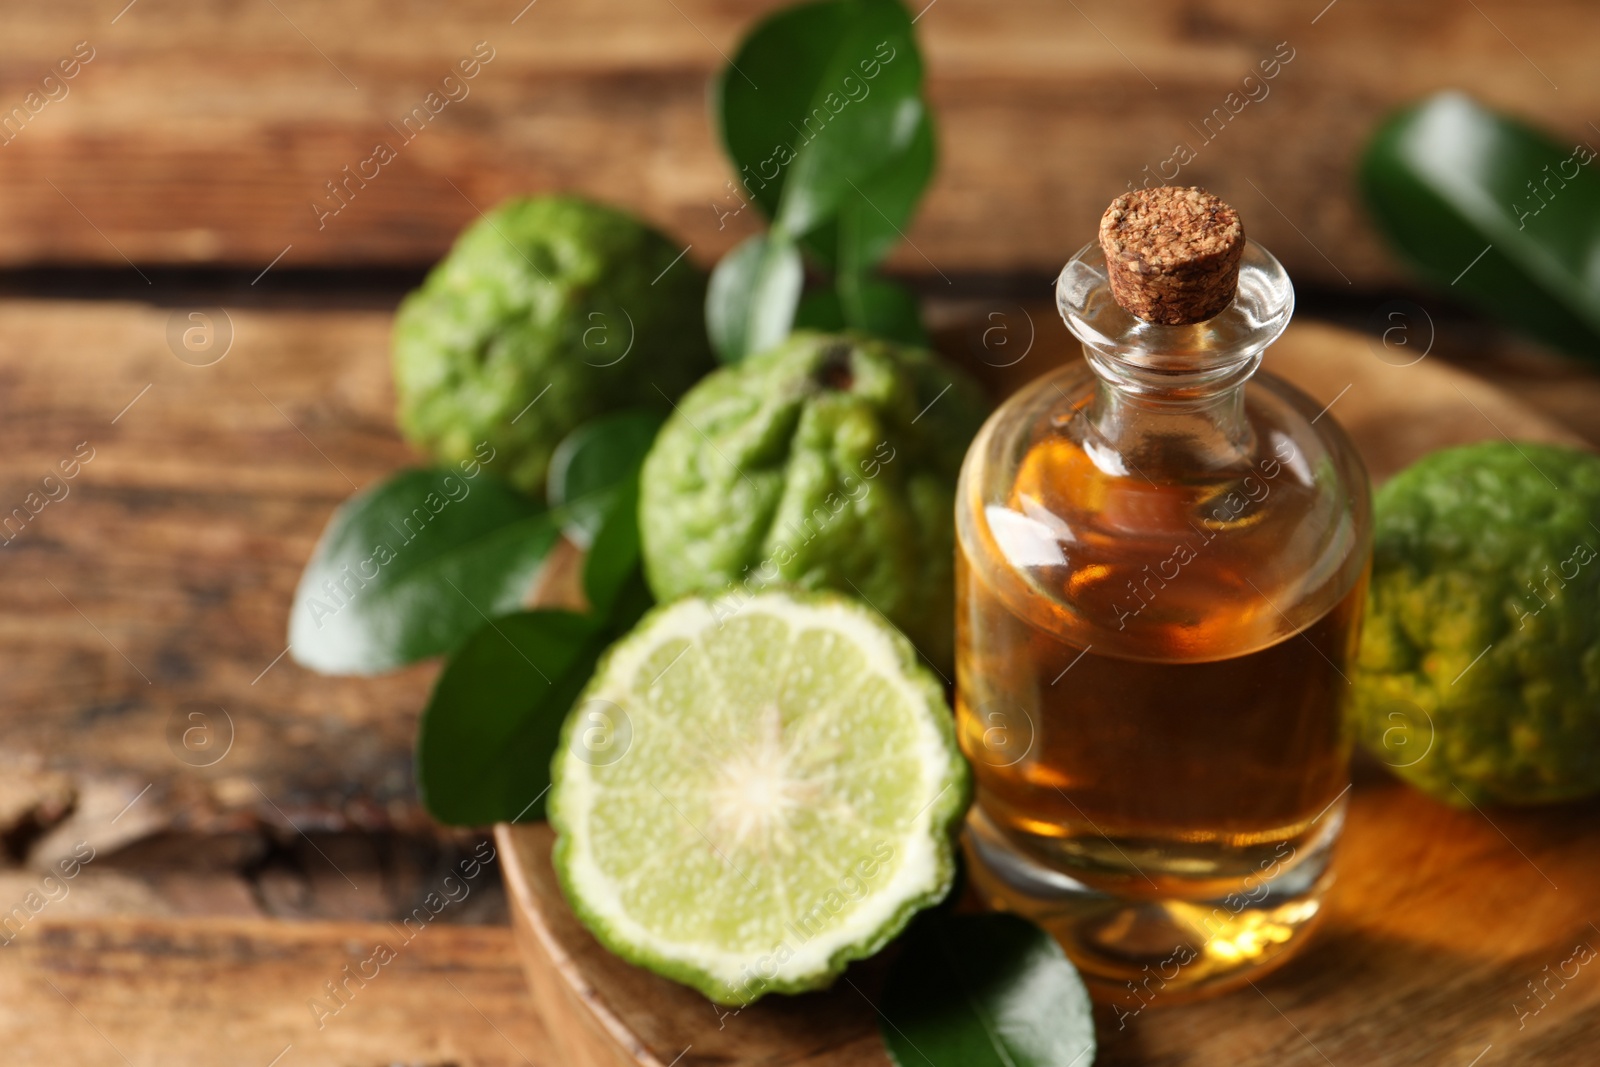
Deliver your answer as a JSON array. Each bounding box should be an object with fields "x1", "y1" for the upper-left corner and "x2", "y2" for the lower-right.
[
  {"x1": 1, "y1": 2, "x2": 1599, "y2": 1053},
  {"x1": 2, "y1": 297, "x2": 1595, "y2": 886},
  {"x1": 0, "y1": 915, "x2": 549, "y2": 1066},
  {"x1": 2, "y1": 294, "x2": 1596, "y2": 1062},
  {"x1": 0, "y1": 0, "x2": 1596, "y2": 288}
]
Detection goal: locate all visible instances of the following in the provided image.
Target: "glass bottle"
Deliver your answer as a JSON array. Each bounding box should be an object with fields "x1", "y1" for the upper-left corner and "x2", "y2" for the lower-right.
[{"x1": 954, "y1": 190, "x2": 1372, "y2": 1008}]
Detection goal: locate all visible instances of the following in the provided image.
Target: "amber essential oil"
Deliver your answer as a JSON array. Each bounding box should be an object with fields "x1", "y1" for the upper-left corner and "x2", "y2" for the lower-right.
[{"x1": 954, "y1": 188, "x2": 1372, "y2": 1007}]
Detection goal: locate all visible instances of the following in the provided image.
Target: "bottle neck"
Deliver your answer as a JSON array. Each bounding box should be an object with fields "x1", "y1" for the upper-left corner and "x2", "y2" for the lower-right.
[
  {"x1": 1084, "y1": 362, "x2": 1256, "y2": 473},
  {"x1": 1057, "y1": 237, "x2": 1293, "y2": 472}
]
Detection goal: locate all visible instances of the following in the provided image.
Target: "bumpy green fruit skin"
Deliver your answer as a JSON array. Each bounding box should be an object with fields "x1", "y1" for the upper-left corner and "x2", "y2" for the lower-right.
[
  {"x1": 1353, "y1": 440, "x2": 1600, "y2": 806},
  {"x1": 638, "y1": 332, "x2": 987, "y2": 671},
  {"x1": 393, "y1": 195, "x2": 713, "y2": 494}
]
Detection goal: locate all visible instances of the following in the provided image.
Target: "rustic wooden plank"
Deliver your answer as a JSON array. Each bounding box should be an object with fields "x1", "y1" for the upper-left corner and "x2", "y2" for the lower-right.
[
  {"x1": 0, "y1": 299, "x2": 425, "y2": 854},
  {"x1": 0, "y1": 296, "x2": 1594, "y2": 872},
  {"x1": 0, "y1": 913, "x2": 552, "y2": 1066},
  {"x1": 0, "y1": 0, "x2": 1594, "y2": 284}
]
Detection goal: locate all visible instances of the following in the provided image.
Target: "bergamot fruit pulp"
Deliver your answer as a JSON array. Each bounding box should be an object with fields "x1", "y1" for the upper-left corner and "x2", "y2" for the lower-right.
[{"x1": 549, "y1": 590, "x2": 970, "y2": 1005}]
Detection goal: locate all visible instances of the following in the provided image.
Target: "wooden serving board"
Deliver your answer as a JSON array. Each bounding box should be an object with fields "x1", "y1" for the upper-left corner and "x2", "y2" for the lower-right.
[{"x1": 496, "y1": 320, "x2": 1600, "y2": 1066}]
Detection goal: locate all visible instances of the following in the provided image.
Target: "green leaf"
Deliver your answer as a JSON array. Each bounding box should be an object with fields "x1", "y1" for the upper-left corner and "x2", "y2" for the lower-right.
[
  {"x1": 289, "y1": 469, "x2": 559, "y2": 675},
  {"x1": 879, "y1": 914, "x2": 1096, "y2": 1067},
  {"x1": 836, "y1": 109, "x2": 936, "y2": 273},
  {"x1": 596, "y1": 560, "x2": 654, "y2": 635},
  {"x1": 839, "y1": 275, "x2": 926, "y2": 345},
  {"x1": 800, "y1": 109, "x2": 935, "y2": 278},
  {"x1": 416, "y1": 610, "x2": 604, "y2": 825},
  {"x1": 582, "y1": 473, "x2": 644, "y2": 622},
  {"x1": 776, "y1": 54, "x2": 923, "y2": 234},
  {"x1": 413, "y1": 407, "x2": 659, "y2": 825},
  {"x1": 548, "y1": 411, "x2": 664, "y2": 546},
  {"x1": 714, "y1": 0, "x2": 853, "y2": 222},
  {"x1": 1362, "y1": 91, "x2": 1600, "y2": 357},
  {"x1": 794, "y1": 288, "x2": 849, "y2": 332},
  {"x1": 546, "y1": 411, "x2": 658, "y2": 620},
  {"x1": 706, "y1": 232, "x2": 804, "y2": 363},
  {"x1": 715, "y1": 0, "x2": 926, "y2": 241},
  {"x1": 414, "y1": 424, "x2": 655, "y2": 827}
]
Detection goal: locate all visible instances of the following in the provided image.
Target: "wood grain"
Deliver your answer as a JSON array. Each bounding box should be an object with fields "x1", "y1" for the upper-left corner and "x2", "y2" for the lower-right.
[
  {"x1": 0, "y1": 913, "x2": 550, "y2": 1066},
  {"x1": 0, "y1": 0, "x2": 1595, "y2": 284},
  {"x1": 0, "y1": 297, "x2": 1586, "y2": 874},
  {"x1": 494, "y1": 321, "x2": 1599, "y2": 1065},
  {"x1": 0, "y1": 299, "x2": 426, "y2": 859},
  {"x1": 502, "y1": 822, "x2": 889, "y2": 1067},
  {"x1": 502, "y1": 777, "x2": 1600, "y2": 1066}
]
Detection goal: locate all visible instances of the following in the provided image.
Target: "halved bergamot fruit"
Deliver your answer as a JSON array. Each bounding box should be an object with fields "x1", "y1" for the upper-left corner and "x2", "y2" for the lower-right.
[{"x1": 549, "y1": 590, "x2": 969, "y2": 1005}]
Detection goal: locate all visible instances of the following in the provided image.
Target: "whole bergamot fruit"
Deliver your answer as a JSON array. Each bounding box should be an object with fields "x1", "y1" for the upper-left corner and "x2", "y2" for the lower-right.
[
  {"x1": 1353, "y1": 440, "x2": 1600, "y2": 805},
  {"x1": 393, "y1": 195, "x2": 712, "y2": 494},
  {"x1": 638, "y1": 332, "x2": 987, "y2": 671}
]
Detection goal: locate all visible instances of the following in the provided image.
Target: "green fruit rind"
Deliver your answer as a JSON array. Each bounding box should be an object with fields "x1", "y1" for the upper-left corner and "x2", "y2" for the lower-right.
[
  {"x1": 393, "y1": 195, "x2": 712, "y2": 495},
  {"x1": 549, "y1": 589, "x2": 971, "y2": 1005},
  {"x1": 637, "y1": 331, "x2": 986, "y2": 670},
  {"x1": 1353, "y1": 440, "x2": 1600, "y2": 806}
]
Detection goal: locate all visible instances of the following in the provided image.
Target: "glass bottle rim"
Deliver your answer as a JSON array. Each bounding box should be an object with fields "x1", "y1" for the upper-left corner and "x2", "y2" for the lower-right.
[{"x1": 1055, "y1": 238, "x2": 1295, "y2": 367}]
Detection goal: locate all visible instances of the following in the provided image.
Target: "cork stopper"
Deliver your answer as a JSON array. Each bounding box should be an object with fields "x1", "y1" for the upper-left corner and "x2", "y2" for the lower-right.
[{"x1": 1098, "y1": 187, "x2": 1245, "y2": 325}]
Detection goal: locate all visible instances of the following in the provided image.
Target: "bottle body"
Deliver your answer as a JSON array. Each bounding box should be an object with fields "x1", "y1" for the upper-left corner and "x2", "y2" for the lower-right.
[{"x1": 954, "y1": 240, "x2": 1371, "y2": 1004}]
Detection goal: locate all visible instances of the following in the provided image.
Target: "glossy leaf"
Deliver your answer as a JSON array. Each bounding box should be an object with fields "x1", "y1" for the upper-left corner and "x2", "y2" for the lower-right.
[
  {"x1": 416, "y1": 409, "x2": 658, "y2": 826},
  {"x1": 775, "y1": 44, "x2": 923, "y2": 234},
  {"x1": 879, "y1": 913, "x2": 1096, "y2": 1067},
  {"x1": 547, "y1": 411, "x2": 658, "y2": 619},
  {"x1": 835, "y1": 109, "x2": 936, "y2": 273},
  {"x1": 715, "y1": 0, "x2": 926, "y2": 242},
  {"x1": 582, "y1": 473, "x2": 645, "y2": 623},
  {"x1": 416, "y1": 609, "x2": 604, "y2": 825},
  {"x1": 839, "y1": 275, "x2": 926, "y2": 345},
  {"x1": 289, "y1": 468, "x2": 558, "y2": 675},
  {"x1": 810, "y1": 110, "x2": 935, "y2": 295},
  {"x1": 548, "y1": 410, "x2": 664, "y2": 546},
  {"x1": 714, "y1": 0, "x2": 854, "y2": 222},
  {"x1": 1361, "y1": 91, "x2": 1600, "y2": 357},
  {"x1": 706, "y1": 232, "x2": 804, "y2": 363},
  {"x1": 794, "y1": 288, "x2": 850, "y2": 332}
]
